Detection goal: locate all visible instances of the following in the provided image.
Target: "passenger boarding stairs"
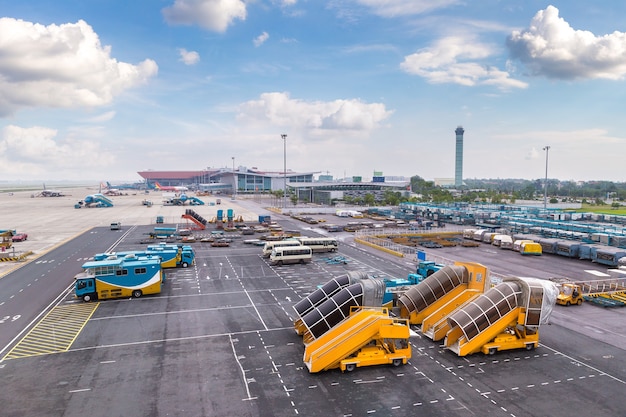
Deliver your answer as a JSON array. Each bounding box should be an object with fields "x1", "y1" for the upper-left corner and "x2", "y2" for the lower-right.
[
  {"x1": 303, "y1": 307, "x2": 408, "y2": 373},
  {"x1": 182, "y1": 209, "x2": 208, "y2": 230}
]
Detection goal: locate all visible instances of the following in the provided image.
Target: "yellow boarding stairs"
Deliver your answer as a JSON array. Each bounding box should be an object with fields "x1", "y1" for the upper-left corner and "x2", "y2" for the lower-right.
[
  {"x1": 398, "y1": 262, "x2": 490, "y2": 327},
  {"x1": 303, "y1": 307, "x2": 411, "y2": 373},
  {"x1": 443, "y1": 277, "x2": 557, "y2": 356}
]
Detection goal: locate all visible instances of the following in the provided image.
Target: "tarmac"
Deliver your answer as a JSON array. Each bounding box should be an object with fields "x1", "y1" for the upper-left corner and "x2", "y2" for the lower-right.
[{"x1": 0, "y1": 187, "x2": 263, "y2": 276}]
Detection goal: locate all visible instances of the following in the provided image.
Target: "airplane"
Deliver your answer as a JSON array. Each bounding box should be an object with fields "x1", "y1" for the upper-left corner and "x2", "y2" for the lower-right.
[
  {"x1": 77, "y1": 193, "x2": 114, "y2": 208},
  {"x1": 100, "y1": 182, "x2": 122, "y2": 196},
  {"x1": 39, "y1": 184, "x2": 64, "y2": 197},
  {"x1": 164, "y1": 193, "x2": 189, "y2": 206},
  {"x1": 106, "y1": 181, "x2": 145, "y2": 190},
  {"x1": 154, "y1": 181, "x2": 189, "y2": 192}
]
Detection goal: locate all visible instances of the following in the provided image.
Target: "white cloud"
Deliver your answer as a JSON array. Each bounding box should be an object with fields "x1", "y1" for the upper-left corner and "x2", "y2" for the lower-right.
[
  {"x1": 237, "y1": 92, "x2": 393, "y2": 134},
  {"x1": 253, "y1": 32, "x2": 269, "y2": 47},
  {"x1": 178, "y1": 48, "x2": 200, "y2": 65},
  {"x1": 400, "y1": 36, "x2": 528, "y2": 90},
  {"x1": 355, "y1": 0, "x2": 460, "y2": 17},
  {"x1": 507, "y1": 5, "x2": 626, "y2": 80},
  {"x1": 83, "y1": 111, "x2": 116, "y2": 123},
  {"x1": 0, "y1": 18, "x2": 158, "y2": 117},
  {"x1": 163, "y1": 0, "x2": 246, "y2": 32},
  {"x1": 0, "y1": 125, "x2": 115, "y2": 178}
]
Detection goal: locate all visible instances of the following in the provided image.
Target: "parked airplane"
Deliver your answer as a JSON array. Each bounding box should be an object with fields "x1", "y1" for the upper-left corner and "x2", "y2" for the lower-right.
[
  {"x1": 100, "y1": 182, "x2": 122, "y2": 196},
  {"x1": 39, "y1": 184, "x2": 64, "y2": 197},
  {"x1": 106, "y1": 181, "x2": 145, "y2": 190},
  {"x1": 154, "y1": 181, "x2": 189, "y2": 192}
]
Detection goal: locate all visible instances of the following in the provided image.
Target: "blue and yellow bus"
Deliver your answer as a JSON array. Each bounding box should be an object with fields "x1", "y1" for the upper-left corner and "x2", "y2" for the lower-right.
[
  {"x1": 93, "y1": 243, "x2": 195, "y2": 268},
  {"x1": 75, "y1": 255, "x2": 164, "y2": 302}
]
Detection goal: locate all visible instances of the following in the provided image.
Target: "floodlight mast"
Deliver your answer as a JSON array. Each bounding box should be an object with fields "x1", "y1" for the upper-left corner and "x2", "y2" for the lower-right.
[
  {"x1": 543, "y1": 146, "x2": 550, "y2": 210},
  {"x1": 281, "y1": 134, "x2": 287, "y2": 209}
]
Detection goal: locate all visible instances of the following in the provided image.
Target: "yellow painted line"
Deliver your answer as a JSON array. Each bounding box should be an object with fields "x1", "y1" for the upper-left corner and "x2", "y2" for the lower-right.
[{"x1": 2, "y1": 303, "x2": 99, "y2": 360}]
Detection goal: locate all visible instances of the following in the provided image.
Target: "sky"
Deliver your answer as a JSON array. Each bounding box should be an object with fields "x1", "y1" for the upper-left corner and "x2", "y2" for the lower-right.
[{"x1": 1, "y1": 1, "x2": 626, "y2": 184}]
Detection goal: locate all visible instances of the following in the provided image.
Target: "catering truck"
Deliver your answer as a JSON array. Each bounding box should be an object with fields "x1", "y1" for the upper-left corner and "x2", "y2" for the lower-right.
[{"x1": 75, "y1": 255, "x2": 164, "y2": 302}]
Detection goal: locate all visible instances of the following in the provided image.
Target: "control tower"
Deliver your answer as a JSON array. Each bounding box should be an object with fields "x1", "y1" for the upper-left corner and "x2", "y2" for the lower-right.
[{"x1": 455, "y1": 126, "x2": 464, "y2": 187}]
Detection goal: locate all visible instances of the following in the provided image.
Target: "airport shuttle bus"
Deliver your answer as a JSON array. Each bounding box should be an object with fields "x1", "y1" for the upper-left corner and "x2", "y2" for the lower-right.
[
  {"x1": 92, "y1": 244, "x2": 195, "y2": 269},
  {"x1": 74, "y1": 255, "x2": 164, "y2": 302},
  {"x1": 296, "y1": 237, "x2": 339, "y2": 253},
  {"x1": 262, "y1": 239, "x2": 302, "y2": 257},
  {"x1": 269, "y1": 246, "x2": 313, "y2": 266}
]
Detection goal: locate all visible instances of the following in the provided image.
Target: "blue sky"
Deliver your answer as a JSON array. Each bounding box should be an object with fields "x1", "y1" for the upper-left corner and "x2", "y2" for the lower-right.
[{"x1": 1, "y1": 1, "x2": 626, "y2": 183}]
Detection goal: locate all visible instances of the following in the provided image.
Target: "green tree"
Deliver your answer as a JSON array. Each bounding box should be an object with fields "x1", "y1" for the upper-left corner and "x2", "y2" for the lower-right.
[{"x1": 363, "y1": 193, "x2": 376, "y2": 206}]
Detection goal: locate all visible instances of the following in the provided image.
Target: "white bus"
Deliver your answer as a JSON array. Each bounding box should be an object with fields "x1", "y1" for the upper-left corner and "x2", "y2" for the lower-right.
[
  {"x1": 296, "y1": 237, "x2": 339, "y2": 253},
  {"x1": 269, "y1": 246, "x2": 313, "y2": 266},
  {"x1": 261, "y1": 239, "x2": 302, "y2": 257}
]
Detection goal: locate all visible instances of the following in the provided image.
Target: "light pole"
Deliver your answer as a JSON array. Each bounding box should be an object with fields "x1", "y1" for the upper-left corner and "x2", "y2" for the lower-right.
[
  {"x1": 281, "y1": 134, "x2": 287, "y2": 209},
  {"x1": 232, "y1": 157, "x2": 236, "y2": 199},
  {"x1": 543, "y1": 146, "x2": 550, "y2": 210}
]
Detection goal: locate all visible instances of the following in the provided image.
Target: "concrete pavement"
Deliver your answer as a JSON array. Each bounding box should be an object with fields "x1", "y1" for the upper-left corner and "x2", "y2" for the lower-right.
[{"x1": 0, "y1": 187, "x2": 263, "y2": 276}]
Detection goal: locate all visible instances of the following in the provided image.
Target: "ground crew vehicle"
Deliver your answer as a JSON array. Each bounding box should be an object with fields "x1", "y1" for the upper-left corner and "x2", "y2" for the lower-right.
[
  {"x1": 11, "y1": 232, "x2": 28, "y2": 242},
  {"x1": 269, "y1": 245, "x2": 312, "y2": 265},
  {"x1": 262, "y1": 239, "x2": 302, "y2": 257},
  {"x1": 295, "y1": 237, "x2": 338, "y2": 253},
  {"x1": 520, "y1": 241, "x2": 542, "y2": 255},
  {"x1": 0, "y1": 230, "x2": 13, "y2": 249},
  {"x1": 110, "y1": 222, "x2": 121, "y2": 230},
  {"x1": 93, "y1": 243, "x2": 195, "y2": 268},
  {"x1": 416, "y1": 260, "x2": 445, "y2": 277},
  {"x1": 556, "y1": 283, "x2": 584, "y2": 306},
  {"x1": 74, "y1": 255, "x2": 164, "y2": 302}
]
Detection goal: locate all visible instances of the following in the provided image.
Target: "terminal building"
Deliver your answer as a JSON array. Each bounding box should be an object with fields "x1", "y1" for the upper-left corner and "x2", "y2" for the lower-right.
[
  {"x1": 138, "y1": 168, "x2": 316, "y2": 194},
  {"x1": 137, "y1": 168, "x2": 410, "y2": 204}
]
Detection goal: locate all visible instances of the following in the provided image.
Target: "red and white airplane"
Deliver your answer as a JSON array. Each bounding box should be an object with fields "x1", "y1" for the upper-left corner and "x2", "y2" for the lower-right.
[{"x1": 154, "y1": 181, "x2": 189, "y2": 192}]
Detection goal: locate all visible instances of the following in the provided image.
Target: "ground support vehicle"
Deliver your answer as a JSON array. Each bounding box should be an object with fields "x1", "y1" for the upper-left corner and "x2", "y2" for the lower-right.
[
  {"x1": 181, "y1": 209, "x2": 208, "y2": 230},
  {"x1": 295, "y1": 237, "x2": 338, "y2": 253},
  {"x1": 398, "y1": 262, "x2": 490, "y2": 327},
  {"x1": 416, "y1": 260, "x2": 445, "y2": 277},
  {"x1": 381, "y1": 273, "x2": 426, "y2": 308},
  {"x1": 554, "y1": 275, "x2": 626, "y2": 307},
  {"x1": 74, "y1": 255, "x2": 163, "y2": 302},
  {"x1": 110, "y1": 222, "x2": 121, "y2": 230},
  {"x1": 261, "y1": 239, "x2": 302, "y2": 257},
  {"x1": 556, "y1": 283, "x2": 584, "y2": 306},
  {"x1": 303, "y1": 307, "x2": 411, "y2": 373},
  {"x1": 94, "y1": 243, "x2": 195, "y2": 268},
  {"x1": 11, "y1": 232, "x2": 28, "y2": 242},
  {"x1": 520, "y1": 241, "x2": 543, "y2": 255},
  {"x1": 0, "y1": 230, "x2": 13, "y2": 250},
  {"x1": 269, "y1": 245, "x2": 312, "y2": 265},
  {"x1": 148, "y1": 227, "x2": 177, "y2": 239},
  {"x1": 480, "y1": 328, "x2": 539, "y2": 355},
  {"x1": 443, "y1": 277, "x2": 558, "y2": 356}
]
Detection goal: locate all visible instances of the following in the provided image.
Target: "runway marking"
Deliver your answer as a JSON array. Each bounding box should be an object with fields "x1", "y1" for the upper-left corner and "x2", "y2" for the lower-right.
[{"x1": 2, "y1": 303, "x2": 99, "y2": 360}]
